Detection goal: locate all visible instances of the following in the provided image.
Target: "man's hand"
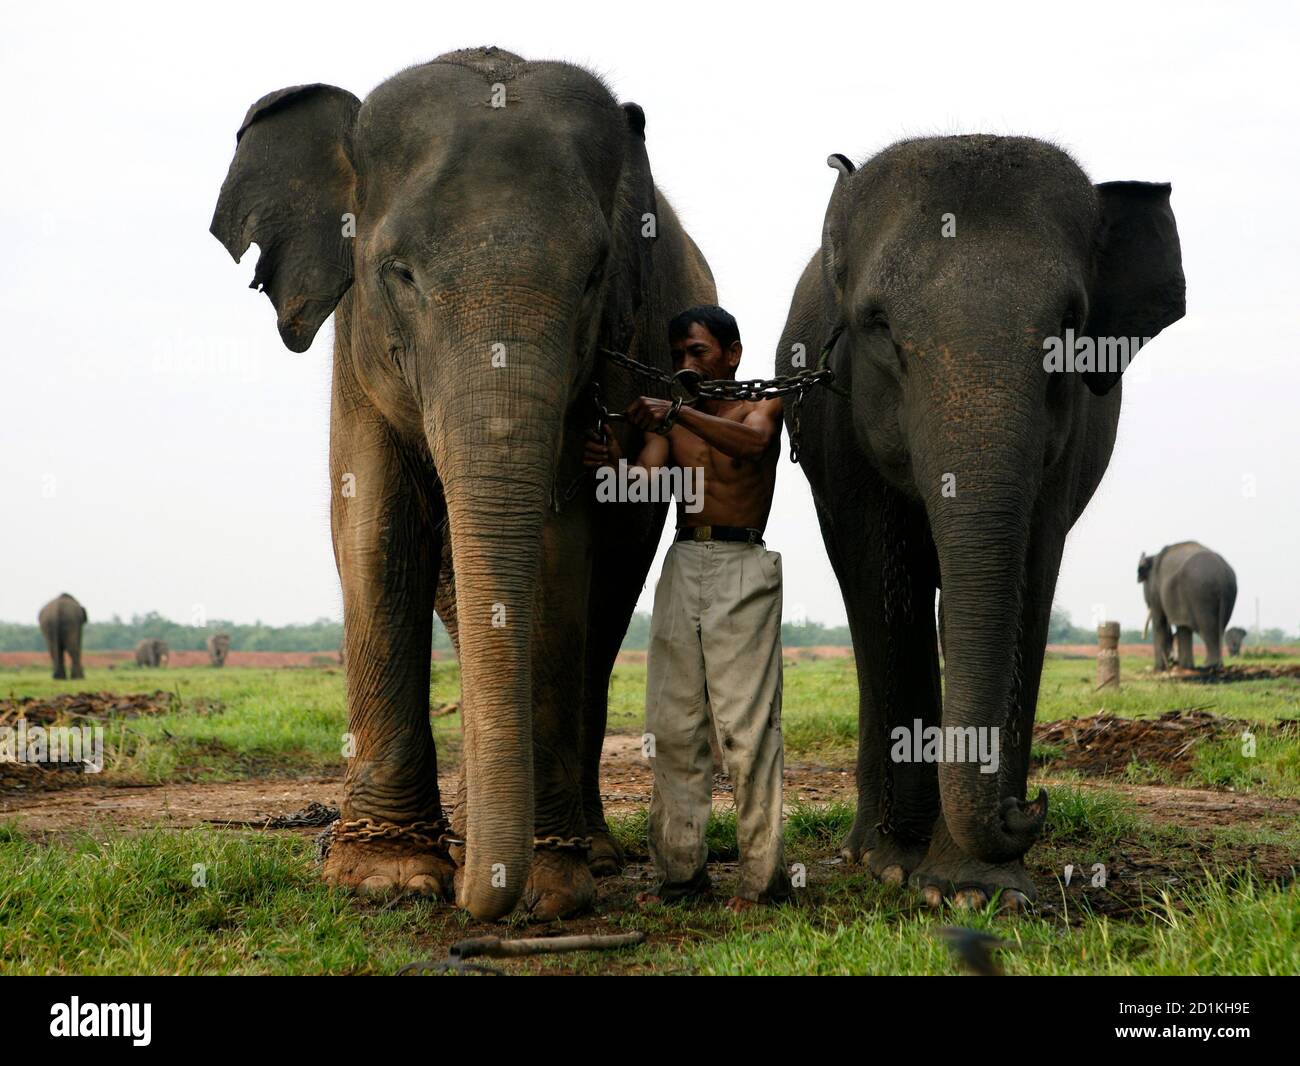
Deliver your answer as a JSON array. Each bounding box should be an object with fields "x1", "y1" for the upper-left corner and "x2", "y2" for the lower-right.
[
  {"x1": 583, "y1": 425, "x2": 624, "y2": 469},
  {"x1": 624, "y1": 396, "x2": 675, "y2": 433}
]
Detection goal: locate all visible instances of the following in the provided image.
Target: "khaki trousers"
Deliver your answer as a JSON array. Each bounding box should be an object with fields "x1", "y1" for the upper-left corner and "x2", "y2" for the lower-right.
[{"x1": 645, "y1": 540, "x2": 789, "y2": 902}]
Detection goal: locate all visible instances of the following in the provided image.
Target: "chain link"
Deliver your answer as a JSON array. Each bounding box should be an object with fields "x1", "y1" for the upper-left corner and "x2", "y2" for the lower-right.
[
  {"x1": 533, "y1": 835, "x2": 593, "y2": 852},
  {"x1": 877, "y1": 489, "x2": 911, "y2": 836},
  {"x1": 331, "y1": 817, "x2": 463, "y2": 852},
  {"x1": 597, "y1": 328, "x2": 841, "y2": 462}
]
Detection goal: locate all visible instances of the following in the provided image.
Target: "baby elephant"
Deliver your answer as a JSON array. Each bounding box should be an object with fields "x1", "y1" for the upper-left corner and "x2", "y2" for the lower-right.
[
  {"x1": 1138, "y1": 542, "x2": 1237, "y2": 669},
  {"x1": 135, "y1": 638, "x2": 170, "y2": 668},
  {"x1": 207, "y1": 632, "x2": 231, "y2": 667},
  {"x1": 1225, "y1": 626, "x2": 1248, "y2": 657}
]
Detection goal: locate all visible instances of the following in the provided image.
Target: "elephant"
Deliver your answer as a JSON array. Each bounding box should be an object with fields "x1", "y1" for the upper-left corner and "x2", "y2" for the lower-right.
[
  {"x1": 210, "y1": 48, "x2": 715, "y2": 920},
  {"x1": 1225, "y1": 626, "x2": 1247, "y2": 657},
  {"x1": 777, "y1": 135, "x2": 1185, "y2": 907},
  {"x1": 207, "y1": 632, "x2": 231, "y2": 667},
  {"x1": 39, "y1": 593, "x2": 87, "y2": 680},
  {"x1": 1138, "y1": 542, "x2": 1237, "y2": 669},
  {"x1": 135, "y1": 638, "x2": 170, "y2": 668}
]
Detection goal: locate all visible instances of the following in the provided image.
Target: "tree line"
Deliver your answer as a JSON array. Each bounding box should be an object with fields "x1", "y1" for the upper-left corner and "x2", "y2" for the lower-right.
[{"x1": 1, "y1": 607, "x2": 1290, "y2": 653}]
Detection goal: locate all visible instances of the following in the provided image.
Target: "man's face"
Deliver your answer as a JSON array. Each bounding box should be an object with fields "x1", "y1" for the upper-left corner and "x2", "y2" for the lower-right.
[{"x1": 671, "y1": 322, "x2": 742, "y2": 381}]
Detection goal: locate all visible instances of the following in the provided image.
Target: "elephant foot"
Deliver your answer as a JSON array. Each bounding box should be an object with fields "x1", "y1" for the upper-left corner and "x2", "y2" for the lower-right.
[
  {"x1": 322, "y1": 837, "x2": 456, "y2": 901},
  {"x1": 909, "y1": 821, "x2": 1036, "y2": 912},
  {"x1": 863, "y1": 830, "x2": 930, "y2": 886},
  {"x1": 587, "y1": 829, "x2": 625, "y2": 878},
  {"x1": 71, "y1": 668, "x2": 85, "y2": 680},
  {"x1": 521, "y1": 848, "x2": 596, "y2": 922},
  {"x1": 838, "y1": 819, "x2": 881, "y2": 864}
]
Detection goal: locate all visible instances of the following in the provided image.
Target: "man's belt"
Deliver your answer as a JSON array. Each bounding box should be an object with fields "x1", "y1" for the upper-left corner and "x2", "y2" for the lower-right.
[{"x1": 675, "y1": 525, "x2": 765, "y2": 546}]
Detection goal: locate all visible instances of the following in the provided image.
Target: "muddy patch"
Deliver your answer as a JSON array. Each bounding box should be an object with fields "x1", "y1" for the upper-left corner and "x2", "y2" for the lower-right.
[{"x1": 1033, "y1": 709, "x2": 1297, "y2": 777}]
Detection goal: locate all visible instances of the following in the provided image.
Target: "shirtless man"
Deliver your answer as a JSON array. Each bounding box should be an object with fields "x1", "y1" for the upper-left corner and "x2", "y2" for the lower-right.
[{"x1": 584, "y1": 305, "x2": 789, "y2": 911}]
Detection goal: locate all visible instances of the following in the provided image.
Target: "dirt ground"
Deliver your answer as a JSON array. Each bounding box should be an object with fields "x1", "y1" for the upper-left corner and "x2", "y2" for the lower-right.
[{"x1": 5, "y1": 717, "x2": 1298, "y2": 837}]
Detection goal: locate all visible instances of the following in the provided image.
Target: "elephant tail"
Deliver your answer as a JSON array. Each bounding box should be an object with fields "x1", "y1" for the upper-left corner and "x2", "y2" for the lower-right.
[{"x1": 1142, "y1": 610, "x2": 1151, "y2": 640}]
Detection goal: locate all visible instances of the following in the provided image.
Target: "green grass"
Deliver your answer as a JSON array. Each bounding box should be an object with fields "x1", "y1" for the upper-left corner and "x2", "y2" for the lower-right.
[
  {"x1": 1, "y1": 816, "x2": 1293, "y2": 975},
  {"x1": 1, "y1": 663, "x2": 462, "y2": 783},
  {"x1": 1, "y1": 653, "x2": 1298, "y2": 974}
]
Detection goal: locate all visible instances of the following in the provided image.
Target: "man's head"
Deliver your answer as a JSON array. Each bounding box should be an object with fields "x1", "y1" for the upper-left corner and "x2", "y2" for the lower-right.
[{"x1": 669, "y1": 305, "x2": 742, "y2": 381}]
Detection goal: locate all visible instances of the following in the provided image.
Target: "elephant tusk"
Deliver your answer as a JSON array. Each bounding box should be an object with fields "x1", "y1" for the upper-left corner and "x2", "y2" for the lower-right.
[{"x1": 1142, "y1": 610, "x2": 1151, "y2": 640}]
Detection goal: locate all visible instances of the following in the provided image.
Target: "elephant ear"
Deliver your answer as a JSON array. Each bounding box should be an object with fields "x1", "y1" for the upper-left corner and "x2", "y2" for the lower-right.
[
  {"x1": 210, "y1": 84, "x2": 361, "y2": 353},
  {"x1": 599, "y1": 102, "x2": 658, "y2": 354},
  {"x1": 820, "y1": 154, "x2": 856, "y2": 308},
  {"x1": 1082, "y1": 181, "x2": 1186, "y2": 395}
]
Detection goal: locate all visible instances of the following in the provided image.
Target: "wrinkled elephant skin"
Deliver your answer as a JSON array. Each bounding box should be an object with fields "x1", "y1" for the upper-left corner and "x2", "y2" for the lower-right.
[{"x1": 211, "y1": 48, "x2": 715, "y2": 920}]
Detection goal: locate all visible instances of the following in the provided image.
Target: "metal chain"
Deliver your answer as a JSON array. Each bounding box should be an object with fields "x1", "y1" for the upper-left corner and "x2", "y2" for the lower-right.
[
  {"x1": 534, "y1": 835, "x2": 593, "y2": 852},
  {"x1": 598, "y1": 346, "x2": 837, "y2": 403},
  {"x1": 331, "y1": 817, "x2": 463, "y2": 852},
  {"x1": 1003, "y1": 587, "x2": 1027, "y2": 793},
  {"x1": 597, "y1": 328, "x2": 842, "y2": 462},
  {"x1": 877, "y1": 489, "x2": 912, "y2": 836}
]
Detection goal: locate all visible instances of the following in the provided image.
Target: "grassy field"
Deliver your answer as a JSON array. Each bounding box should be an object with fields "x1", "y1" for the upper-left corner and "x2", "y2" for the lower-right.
[{"x1": 1, "y1": 652, "x2": 1297, "y2": 975}]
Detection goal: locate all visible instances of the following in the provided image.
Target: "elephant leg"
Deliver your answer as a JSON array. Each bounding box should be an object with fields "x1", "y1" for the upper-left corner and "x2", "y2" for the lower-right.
[
  {"x1": 67, "y1": 627, "x2": 85, "y2": 680},
  {"x1": 322, "y1": 407, "x2": 453, "y2": 901},
  {"x1": 820, "y1": 487, "x2": 937, "y2": 880},
  {"x1": 1152, "y1": 615, "x2": 1171, "y2": 671},
  {"x1": 1175, "y1": 627, "x2": 1195, "y2": 668},
  {"x1": 47, "y1": 631, "x2": 65, "y2": 680},
  {"x1": 1199, "y1": 611, "x2": 1224, "y2": 668},
  {"x1": 520, "y1": 500, "x2": 596, "y2": 921},
  {"x1": 580, "y1": 497, "x2": 668, "y2": 876},
  {"x1": 911, "y1": 525, "x2": 1063, "y2": 909}
]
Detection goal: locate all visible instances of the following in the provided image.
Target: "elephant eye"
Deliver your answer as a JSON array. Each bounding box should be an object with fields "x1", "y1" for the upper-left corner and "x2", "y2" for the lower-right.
[{"x1": 386, "y1": 261, "x2": 417, "y2": 287}]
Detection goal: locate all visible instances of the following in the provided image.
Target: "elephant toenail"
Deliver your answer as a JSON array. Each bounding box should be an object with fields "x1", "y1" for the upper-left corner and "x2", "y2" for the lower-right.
[
  {"x1": 923, "y1": 885, "x2": 944, "y2": 908},
  {"x1": 999, "y1": 889, "x2": 1031, "y2": 913},
  {"x1": 953, "y1": 888, "x2": 988, "y2": 910},
  {"x1": 358, "y1": 875, "x2": 397, "y2": 897},
  {"x1": 881, "y1": 865, "x2": 905, "y2": 886},
  {"x1": 404, "y1": 874, "x2": 442, "y2": 897}
]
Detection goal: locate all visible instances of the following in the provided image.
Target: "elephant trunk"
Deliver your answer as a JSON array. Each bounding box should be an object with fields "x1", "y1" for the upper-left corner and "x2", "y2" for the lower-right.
[
  {"x1": 424, "y1": 334, "x2": 569, "y2": 921},
  {"x1": 917, "y1": 383, "x2": 1047, "y2": 864}
]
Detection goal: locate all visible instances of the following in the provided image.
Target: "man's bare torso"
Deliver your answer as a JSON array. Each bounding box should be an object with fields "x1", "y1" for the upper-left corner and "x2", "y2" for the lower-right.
[{"x1": 667, "y1": 397, "x2": 781, "y2": 531}]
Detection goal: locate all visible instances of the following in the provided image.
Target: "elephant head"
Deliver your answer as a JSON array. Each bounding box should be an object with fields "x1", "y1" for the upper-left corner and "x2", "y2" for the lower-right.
[
  {"x1": 819, "y1": 137, "x2": 1185, "y2": 862},
  {"x1": 1225, "y1": 626, "x2": 1247, "y2": 656},
  {"x1": 208, "y1": 632, "x2": 231, "y2": 667},
  {"x1": 1137, "y1": 552, "x2": 1154, "y2": 586},
  {"x1": 210, "y1": 51, "x2": 658, "y2": 918}
]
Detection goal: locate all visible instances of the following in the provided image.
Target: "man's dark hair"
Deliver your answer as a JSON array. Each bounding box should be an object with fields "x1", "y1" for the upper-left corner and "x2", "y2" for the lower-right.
[{"x1": 668, "y1": 305, "x2": 740, "y2": 350}]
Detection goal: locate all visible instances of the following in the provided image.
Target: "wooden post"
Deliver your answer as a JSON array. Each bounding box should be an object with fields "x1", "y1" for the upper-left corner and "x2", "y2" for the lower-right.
[{"x1": 1097, "y1": 621, "x2": 1121, "y2": 689}]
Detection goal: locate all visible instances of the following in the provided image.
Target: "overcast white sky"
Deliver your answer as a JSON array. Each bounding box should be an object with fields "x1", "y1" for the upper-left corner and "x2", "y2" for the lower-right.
[{"x1": 1, "y1": 0, "x2": 1296, "y2": 632}]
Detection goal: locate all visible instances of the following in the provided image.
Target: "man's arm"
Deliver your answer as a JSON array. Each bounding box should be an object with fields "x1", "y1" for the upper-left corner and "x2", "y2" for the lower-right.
[
  {"x1": 625, "y1": 396, "x2": 784, "y2": 463},
  {"x1": 582, "y1": 425, "x2": 670, "y2": 471}
]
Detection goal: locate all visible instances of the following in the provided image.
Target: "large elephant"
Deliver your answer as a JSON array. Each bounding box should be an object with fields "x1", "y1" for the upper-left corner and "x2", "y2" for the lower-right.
[
  {"x1": 1139, "y1": 542, "x2": 1236, "y2": 669},
  {"x1": 207, "y1": 632, "x2": 231, "y2": 667},
  {"x1": 39, "y1": 593, "x2": 87, "y2": 680},
  {"x1": 1225, "y1": 626, "x2": 1247, "y2": 657},
  {"x1": 135, "y1": 639, "x2": 170, "y2": 668},
  {"x1": 777, "y1": 136, "x2": 1185, "y2": 906},
  {"x1": 210, "y1": 48, "x2": 715, "y2": 920}
]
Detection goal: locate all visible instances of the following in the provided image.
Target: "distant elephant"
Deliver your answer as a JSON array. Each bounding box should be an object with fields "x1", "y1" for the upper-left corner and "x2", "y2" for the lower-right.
[
  {"x1": 1225, "y1": 626, "x2": 1247, "y2": 657},
  {"x1": 1139, "y1": 543, "x2": 1237, "y2": 669},
  {"x1": 210, "y1": 48, "x2": 715, "y2": 920},
  {"x1": 207, "y1": 632, "x2": 231, "y2": 667},
  {"x1": 778, "y1": 136, "x2": 1185, "y2": 907},
  {"x1": 39, "y1": 593, "x2": 87, "y2": 680},
  {"x1": 135, "y1": 639, "x2": 170, "y2": 668}
]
